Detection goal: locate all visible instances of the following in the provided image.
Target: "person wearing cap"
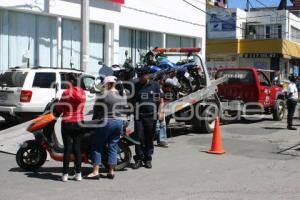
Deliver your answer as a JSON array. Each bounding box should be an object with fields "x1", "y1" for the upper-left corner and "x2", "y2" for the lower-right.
[
  {"x1": 86, "y1": 76, "x2": 127, "y2": 179},
  {"x1": 287, "y1": 74, "x2": 298, "y2": 130},
  {"x1": 131, "y1": 66, "x2": 164, "y2": 169}
]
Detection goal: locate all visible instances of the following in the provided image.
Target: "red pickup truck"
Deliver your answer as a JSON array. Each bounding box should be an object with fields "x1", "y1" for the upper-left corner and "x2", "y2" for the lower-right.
[{"x1": 216, "y1": 67, "x2": 285, "y2": 121}]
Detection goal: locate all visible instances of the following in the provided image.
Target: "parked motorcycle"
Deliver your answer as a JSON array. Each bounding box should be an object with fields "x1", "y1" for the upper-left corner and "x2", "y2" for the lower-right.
[
  {"x1": 16, "y1": 98, "x2": 139, "y2": 171},
  {"x1": 112, "y1": 50, "x2": 136, "y2": 81},
  {"x1": 176, "y1": 58, "x2": 205, "y2": 92},
  {"x1": 143, "y1": 50, "x2": 193, "y2": 97}
]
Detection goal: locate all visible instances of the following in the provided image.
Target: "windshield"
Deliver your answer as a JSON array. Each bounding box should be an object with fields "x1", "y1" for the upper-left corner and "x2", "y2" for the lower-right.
[
  {"x1": 216, "y1": 70, "x2": 254, "y2": 84},
  {"x1": 0, "y1": 71, "x2": 28, "y2": 87}
]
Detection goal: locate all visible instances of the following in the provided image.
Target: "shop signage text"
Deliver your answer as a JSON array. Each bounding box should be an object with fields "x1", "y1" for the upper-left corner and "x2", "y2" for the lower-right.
[{"x1": 242, "y1": 53, "x2": 282, "y2": 58}]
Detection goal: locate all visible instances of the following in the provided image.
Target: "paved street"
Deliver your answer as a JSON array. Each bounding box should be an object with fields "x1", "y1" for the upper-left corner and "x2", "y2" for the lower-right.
[{"x1": 0, "y1": 116, "x2": 300, "y2": 200}]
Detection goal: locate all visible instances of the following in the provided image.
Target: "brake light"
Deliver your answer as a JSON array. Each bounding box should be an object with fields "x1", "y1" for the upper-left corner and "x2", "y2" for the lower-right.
[{"x1": 20, "y1": 90, "x2": 32, "y2": 102}]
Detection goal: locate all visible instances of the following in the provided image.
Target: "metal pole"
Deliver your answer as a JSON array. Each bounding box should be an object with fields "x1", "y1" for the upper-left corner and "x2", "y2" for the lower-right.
[
  {"x1": 246, "y1": 0, "x2": 250, "y2": 12},
  {"x1": 80, "y1": 0, "x2": 89, "y2": 71}
]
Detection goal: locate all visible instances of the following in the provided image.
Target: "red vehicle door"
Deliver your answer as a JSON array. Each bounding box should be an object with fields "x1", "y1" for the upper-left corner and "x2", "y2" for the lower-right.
[{"x1": 257, "y1": 72, "x2": 272, "y2": 107}]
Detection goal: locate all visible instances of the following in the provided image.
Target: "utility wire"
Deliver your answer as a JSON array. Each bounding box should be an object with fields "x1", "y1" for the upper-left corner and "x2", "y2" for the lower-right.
[{"x1": 121, "y1": 5, "x2": 205, "y2": 27}]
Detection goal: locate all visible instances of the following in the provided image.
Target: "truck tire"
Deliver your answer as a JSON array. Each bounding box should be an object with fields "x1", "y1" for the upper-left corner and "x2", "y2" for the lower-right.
[
  {"x1": 272, "y1": 99, "x2": 285, "y2": 121},
  {"x1": 192, "y1": 103, "x2": 218, "y2": 133}
]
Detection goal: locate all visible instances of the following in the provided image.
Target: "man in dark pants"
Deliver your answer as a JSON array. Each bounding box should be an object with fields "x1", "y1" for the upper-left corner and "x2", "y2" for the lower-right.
[
  {"x1": 131, "y1": 67, "x2": 164, "y2": 169},
  {"x1": 287, "y1": 75, "x2": 298, "y2": 130}
]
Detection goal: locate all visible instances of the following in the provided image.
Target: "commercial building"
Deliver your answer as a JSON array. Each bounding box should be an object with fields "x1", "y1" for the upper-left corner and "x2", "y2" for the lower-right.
[
  {"x1": 206, "y1": 6, "x2": 300, "y2": 80},
  {"x1": 0, "y1": 0, "x2": 205, "y2": 75},
  {"x1": 207, "y1": 0, "x2": 227, "y2": 8}
]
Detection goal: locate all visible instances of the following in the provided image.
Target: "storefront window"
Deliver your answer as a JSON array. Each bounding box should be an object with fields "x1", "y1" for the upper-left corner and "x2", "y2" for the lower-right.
[
  {"x1": 149, "y1": 32, "x2": 163, "y2": 49},
  {"x1": 37, "y1": 15, "x2": 58, "y2": 68},
  {"x1": 89, "y1": 23, "x2": 104, "y2": 75},
  {"x1": 62, "y1": 19, "x2": 104, "y2": 73},
  {"x1": 119, "y1": 27, "x2": 163, "y2": 65},
  {"x1": 62, "y1": 19, "x2": 81, "y2": 69},
  {"x1": 0, "y1": 10, "x2": 57, "y2": 72},
  {"x1": 119, "y1": 28, "x2": 134, "y2": 65},
  {"x1": 0, "y1": 11, "x2": 104, "y2": 74},
  {"x1": 166, "y1": 34, "x2": 196, "y2": 62}
]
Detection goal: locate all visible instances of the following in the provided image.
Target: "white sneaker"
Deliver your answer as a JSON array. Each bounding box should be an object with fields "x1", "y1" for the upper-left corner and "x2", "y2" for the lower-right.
[
  {"x1": 75, "y1": 173, "x2": 82, "y2": 181},
  {"x1": 62, "y1": 174, "x2": 68, "y2": 182}
]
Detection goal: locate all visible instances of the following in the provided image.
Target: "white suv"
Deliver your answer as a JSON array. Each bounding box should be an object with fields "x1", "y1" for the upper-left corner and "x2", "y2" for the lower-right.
[{"x1": 0, "y1": 67, "x2": 96, "y2": 124}]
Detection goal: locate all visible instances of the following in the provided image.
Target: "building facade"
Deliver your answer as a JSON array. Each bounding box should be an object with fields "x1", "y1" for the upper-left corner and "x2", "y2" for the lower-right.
[
  {"x1": 206, "y1": 7, "x2": 300, "y2": 80},
  {"x1": 0, "y1": 0, "x2": 206, "y2": 75},
  {"x1": 207, "y1": 0, "x2": 227, "y2": 8}
]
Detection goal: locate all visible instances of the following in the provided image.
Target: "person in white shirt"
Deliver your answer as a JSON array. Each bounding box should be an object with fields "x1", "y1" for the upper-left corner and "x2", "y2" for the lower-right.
[{"x1": 287, "y1": 75, "x2": 298, "y2": 130}]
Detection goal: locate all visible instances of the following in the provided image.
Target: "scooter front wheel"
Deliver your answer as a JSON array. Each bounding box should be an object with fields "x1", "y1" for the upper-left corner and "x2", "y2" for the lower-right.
[{"x1": 16, "y1": 140, "x2": 47, "y2": 171}]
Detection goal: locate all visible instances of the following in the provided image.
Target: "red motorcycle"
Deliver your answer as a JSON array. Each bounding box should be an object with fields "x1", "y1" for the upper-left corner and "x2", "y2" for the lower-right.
[{"x1": 16, "y1": 99, "x2": 139, "y2": 171}]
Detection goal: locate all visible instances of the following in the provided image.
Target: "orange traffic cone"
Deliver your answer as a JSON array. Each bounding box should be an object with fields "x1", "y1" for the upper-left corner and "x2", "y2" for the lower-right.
[{"x1": 207, "y1": 117, "x2": 225, "y2": 154}]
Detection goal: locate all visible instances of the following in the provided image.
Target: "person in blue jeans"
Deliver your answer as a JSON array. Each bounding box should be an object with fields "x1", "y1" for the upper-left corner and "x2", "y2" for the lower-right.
[
  {"x1": 156, "y1": 104, "x2": 168, "y2": 147},
  {"x1": 86, "y1": 76, "x2": 127, "y2": 180},
  {"x1": 156, "y1": 119, "x2": 168, "y2": 147}
]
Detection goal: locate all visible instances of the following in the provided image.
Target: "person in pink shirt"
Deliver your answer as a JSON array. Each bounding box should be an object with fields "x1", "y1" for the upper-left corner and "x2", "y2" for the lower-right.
[{"x1": 56, "y1": 73, "x2": 86, "y2": 182}]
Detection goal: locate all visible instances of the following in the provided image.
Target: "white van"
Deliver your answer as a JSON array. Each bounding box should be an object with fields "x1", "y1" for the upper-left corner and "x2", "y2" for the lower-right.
[{"x1": 0, "y1": 67, "x2": 96, "y2": 124}]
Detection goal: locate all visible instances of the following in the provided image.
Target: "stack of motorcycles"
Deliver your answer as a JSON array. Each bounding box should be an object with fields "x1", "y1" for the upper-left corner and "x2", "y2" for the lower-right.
[{"x1": 111, "y1": 49, "x2": 205, "y2": 102}]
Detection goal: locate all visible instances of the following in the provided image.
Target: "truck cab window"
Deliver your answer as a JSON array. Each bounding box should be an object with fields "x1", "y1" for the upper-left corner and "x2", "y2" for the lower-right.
[{"x1": 259, "y1": 72, "x2": 270, "y2": 86}]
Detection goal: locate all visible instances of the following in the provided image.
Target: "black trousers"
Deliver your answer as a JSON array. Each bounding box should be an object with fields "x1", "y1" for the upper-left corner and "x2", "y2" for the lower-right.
[
  {"x1": 287, "y1": 99, "x2": 297, "y2": 128},
  {"x1": 61, "y1": 122, "x2": 82, "y2": 174},
  {"x1": 134, "y1": 118, "x2": 157, "y2": 162}
]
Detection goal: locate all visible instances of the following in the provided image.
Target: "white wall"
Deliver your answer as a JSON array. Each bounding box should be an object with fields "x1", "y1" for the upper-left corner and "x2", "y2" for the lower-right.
[
  {"x1": 235, "y1": 8, "x2": 247, "y2": 39},
  {"x1": 288, "y1": 11, "x2": 300, "y2": 41},
  {"x1": 0, "y1": 0, "x2": 206, "y2": 72}
]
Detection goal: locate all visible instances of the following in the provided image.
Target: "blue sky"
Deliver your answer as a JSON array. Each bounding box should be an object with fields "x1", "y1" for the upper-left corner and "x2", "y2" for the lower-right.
[{"x1": 228, "y1": 0, "x2": 292, "y2": 9}]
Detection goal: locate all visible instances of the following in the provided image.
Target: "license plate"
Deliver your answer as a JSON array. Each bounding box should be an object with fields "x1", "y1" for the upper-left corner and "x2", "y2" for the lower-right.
[
  {"x1": 184, "y1": 72, "x2": 190, "y2": 78},
  {"x1": 0, "y1": 93, "x2": 8, "y2": 101}
]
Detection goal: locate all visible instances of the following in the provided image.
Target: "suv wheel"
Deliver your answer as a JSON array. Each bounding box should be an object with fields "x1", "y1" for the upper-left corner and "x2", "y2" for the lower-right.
[{"x1": 273, "y1": 99, "x2": 285, "y2": 121}]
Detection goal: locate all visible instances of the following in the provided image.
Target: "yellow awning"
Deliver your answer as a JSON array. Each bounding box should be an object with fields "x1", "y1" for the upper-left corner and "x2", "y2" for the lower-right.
[{"x1": 207, "y1": 39, "x2": 300, "y2": 59}]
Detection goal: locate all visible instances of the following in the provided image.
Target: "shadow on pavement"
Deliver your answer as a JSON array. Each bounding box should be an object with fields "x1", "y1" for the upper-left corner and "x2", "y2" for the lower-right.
[
  {"x1": 25, "y1": 172, "x2": 61, "y2": 181},
  {"x1": 9, "y1": 167, "x2": 65, "y2": 181},
  {"x1": 9, "y1": 165, "x2": 130, "y2": 181},
  {"x1": 221, "y1": 117, "x2": 271, "y2": 126},
  {"x1": 167, "y1": 123, "x2": 195, "y2": 138},
  {"x1": 0, "y1": 121, "x2": 13, "y2": 131},
  {"x1": 262, "y1": 127, "x2": 286, "y2": 130}
]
